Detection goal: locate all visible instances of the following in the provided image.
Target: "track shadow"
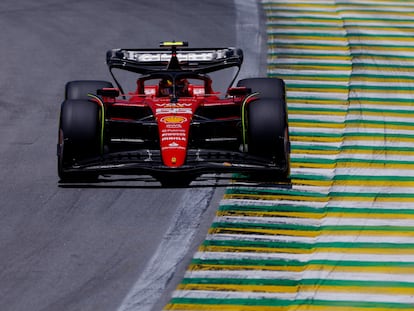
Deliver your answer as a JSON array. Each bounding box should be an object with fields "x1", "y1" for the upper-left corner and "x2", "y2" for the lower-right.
[
  {"x1": 58, "y1": 174, "x2": 292, "y2": 189},
  {"x1": 58, "y1": 174, "x2": 229, "y2": 189}
]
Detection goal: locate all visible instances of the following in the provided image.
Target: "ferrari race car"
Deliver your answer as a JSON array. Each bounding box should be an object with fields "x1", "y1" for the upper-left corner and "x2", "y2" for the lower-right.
[{"x1": 57, "y1": 41, "x2": 290, "y2": 186}]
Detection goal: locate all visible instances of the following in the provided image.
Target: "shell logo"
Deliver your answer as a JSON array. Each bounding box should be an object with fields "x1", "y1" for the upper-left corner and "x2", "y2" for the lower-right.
[{"x1": 160, "y1": 116, "x2": 187, "y2": 123}]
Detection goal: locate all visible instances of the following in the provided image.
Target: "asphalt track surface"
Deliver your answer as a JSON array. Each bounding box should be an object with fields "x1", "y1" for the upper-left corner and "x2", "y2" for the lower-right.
[{"x1": 0, "y1": 1, "x2": 266, "y2": 311}]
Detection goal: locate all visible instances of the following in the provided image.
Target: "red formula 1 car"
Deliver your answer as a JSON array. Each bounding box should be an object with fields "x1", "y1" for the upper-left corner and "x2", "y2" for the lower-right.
[{"x1": 57, "y1": 41, "x2": 290, "y2": 186}]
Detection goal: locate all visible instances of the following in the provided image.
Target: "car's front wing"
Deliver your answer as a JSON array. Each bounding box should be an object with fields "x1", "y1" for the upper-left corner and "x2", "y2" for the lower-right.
[{"x1": 61, "y1": 149, "x2": 289, "y2": 180}]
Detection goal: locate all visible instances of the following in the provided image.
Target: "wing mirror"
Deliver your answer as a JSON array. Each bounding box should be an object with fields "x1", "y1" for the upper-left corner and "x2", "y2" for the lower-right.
[
  {"x1": 227, "y1": 86, "x2": 252, "y2": 96},
  {"x1": 97, "y1": 88, "x2": 120, "y2": 98}
]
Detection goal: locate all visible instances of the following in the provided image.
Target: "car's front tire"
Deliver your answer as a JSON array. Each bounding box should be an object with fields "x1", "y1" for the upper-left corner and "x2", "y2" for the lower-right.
[
  {"x1": 238, "y1": 77, "x2": 290, "y2": 179},
  {"x1": 58, "y1": 99, "x2": 102, "y2": 182},
  {"x1": 58, "y1": 80, "x2": 114, "y2": 182}
]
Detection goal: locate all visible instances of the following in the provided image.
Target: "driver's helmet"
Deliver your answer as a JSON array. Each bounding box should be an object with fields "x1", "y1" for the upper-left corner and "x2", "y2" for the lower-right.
[
  {"x1": 176, "y1": 78, "x2": 189, "y2": 96},
  {"x1": 159, "y1": 78, "x2": 173, "y2": 96}
]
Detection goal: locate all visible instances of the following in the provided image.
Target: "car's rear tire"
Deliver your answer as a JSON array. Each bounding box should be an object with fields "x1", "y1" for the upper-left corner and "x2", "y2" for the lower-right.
[
  {"x1": 237, "y1": 77, "x2": 286, "y2": 99},
  {"x1": 247, "y1": 98, "x2": 288, "y2": 157},
  {"x1": 58, "y1": 99, "x2": 102, "y2": 182},
  {"x1": 237, "y1": 77, "x2": 287, "y2": 122},
  {"x1": 239, "y1": 77, "x2": 290, "y2": 179},
  {"x1": 65, "y1": 80, "x2": 113, "y2": 100}
]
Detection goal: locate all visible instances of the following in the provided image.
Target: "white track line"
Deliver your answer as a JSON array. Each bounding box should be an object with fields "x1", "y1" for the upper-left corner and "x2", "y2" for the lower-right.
[{"x1": 116, "y1": 187, "x2": 215, "y2": 311}]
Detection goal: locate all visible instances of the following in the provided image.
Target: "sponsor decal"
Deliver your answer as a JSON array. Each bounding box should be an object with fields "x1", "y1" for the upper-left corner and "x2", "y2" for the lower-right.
[
  {"x1": 162, "y1": 132, "x2": 186, "y2": 137},
  {"x1": 162, "y1": 145, "x2": 186, "y2": 150},
  {"x1": 162, "y1": 137, "x2": 186, "y2": 142},
  {"x1": 155, "y1": 103, "x2": 192, "y2": 108},
  {"x1": 192, "y1": 87, "x2": 205, "y2": 95},
  {"x1": 156, "y1": 108, "x2": 192, "y2": 114},
  {"x1": 166, "y1": 123, "x2": 183, "y2": 129},
  {"x1": 144, "y1": 88, "x2": 156, "y2": 95},
  {"x1": 163, "y1": 138, "x2": 186, "y2": 142},
  {"x1": 160, "y1": 115, "x2": 187, "y2": 124},
  {"x1": 161, "y1": 132, "x2": 187, "y2": 142}
]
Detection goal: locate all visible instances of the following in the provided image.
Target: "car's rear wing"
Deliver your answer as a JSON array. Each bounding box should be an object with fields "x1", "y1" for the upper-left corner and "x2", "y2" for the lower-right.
[{"x1": 106, "y1": 46, "x2": 243, "y2": 75}]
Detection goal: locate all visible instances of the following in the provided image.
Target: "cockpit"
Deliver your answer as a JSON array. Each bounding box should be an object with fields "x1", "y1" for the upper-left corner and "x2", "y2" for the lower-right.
[{"x1": 135, "y1": 73, "x2": 214, "y2": 98}]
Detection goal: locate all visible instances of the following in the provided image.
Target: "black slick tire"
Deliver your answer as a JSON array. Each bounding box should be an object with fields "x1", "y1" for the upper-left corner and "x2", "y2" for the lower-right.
[
  {"x1": 238, "y1": 77, "x2": 290, "y2": 179},
  {"x1": 57, "y1": 99, "x2": 102, "y2": 182}
]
